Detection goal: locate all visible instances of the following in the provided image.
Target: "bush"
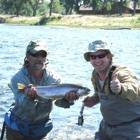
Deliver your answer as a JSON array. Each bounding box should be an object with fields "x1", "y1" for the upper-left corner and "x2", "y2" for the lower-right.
[
  {"x1": 39, "y1": 16, "x2": 48, "y2": 25},
  {"x1": 0, "y1": 18, "x2": 6, "y2": 23},
  {"x1": 57, "y1": 15, "x2": 62, "y2": 20},
  {"x1": 138, "y1": 16, "x2": 140, "y2": 21}
]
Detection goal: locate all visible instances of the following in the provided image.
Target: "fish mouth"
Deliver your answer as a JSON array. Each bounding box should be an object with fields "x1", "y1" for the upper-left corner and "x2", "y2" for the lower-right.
[
  {"x1": 85, "y1": 89, "x2": 91, "y2": 95},
  {"x1": 87, "y1": 88, "x2": 91, "y2": 92},
  {"x1": 88, "y1": 90, "x2": 90, "y2": 92},
  {"x1": 87, "y1": 89, "x2": 91, "y2": 93}
]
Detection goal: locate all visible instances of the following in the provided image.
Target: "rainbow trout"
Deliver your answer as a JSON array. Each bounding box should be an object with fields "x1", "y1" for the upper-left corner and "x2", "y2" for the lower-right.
[{"x1": 18, "y1": 83, "x2": 90, "y2": 100}]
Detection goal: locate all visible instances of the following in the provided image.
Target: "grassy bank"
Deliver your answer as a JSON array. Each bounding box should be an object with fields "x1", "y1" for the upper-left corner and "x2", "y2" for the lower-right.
[{"x1": 0, "y1": 14, "x2": 140, "y2": 29}]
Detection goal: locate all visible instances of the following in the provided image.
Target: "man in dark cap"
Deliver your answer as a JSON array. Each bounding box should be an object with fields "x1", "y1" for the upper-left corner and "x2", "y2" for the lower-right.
[
  {"x1": 83, "y1": 40, "x2": 140, "y2": 140},
  {"x1": 4, "y1": 40, "x2": 79, "y2": 140}
]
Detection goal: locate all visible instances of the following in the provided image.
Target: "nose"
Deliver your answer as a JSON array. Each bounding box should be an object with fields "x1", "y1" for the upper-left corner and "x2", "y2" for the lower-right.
[
  {"x1": 37, "y1": 55, "x2": 42, "y2": 58},
  {"x1": 35, "y1": 56, "x2": 41, "y2": 60},
  {"x1": 93, "y1": 57, "x2": 100, "y2": 61}
]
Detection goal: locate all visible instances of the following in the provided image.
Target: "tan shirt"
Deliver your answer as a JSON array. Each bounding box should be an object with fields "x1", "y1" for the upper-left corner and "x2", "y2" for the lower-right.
[{"x1": 91, "y1": 62, "x2": 139, "y2": 104}]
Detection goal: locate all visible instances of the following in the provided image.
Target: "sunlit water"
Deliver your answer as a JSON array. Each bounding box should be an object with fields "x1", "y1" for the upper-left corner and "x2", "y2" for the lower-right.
[{"x1": 0, "y1": 24, "x2": 140, "y2": 140}]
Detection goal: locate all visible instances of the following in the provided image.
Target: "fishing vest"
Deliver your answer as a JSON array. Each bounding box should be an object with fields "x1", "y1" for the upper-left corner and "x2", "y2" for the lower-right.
[
  {"x1": 4, "y1": 107, "x2": 53, "y2": 138},
  {"x1": 97, "y1": 91, "x2": 140, "y2": 126}
]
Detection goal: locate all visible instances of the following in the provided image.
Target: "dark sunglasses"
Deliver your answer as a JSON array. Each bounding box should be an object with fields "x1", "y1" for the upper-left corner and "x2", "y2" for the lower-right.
[
  {"x1": 89, "y1": 52, "x2": 108, "y2": 60},
  {"x1": 29, "y1": 52, "x2": 47, "y2": 58}
]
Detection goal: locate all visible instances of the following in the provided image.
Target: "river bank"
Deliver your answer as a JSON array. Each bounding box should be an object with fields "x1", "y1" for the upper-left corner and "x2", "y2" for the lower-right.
[{"x1": 0, "y1": 14, "x2": 140, "y2": 29}]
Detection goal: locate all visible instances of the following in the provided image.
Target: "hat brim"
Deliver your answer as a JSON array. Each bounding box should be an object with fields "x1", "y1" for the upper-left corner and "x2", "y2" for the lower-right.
[
  {"x1": 30, "y1": 46, "x2": 47, "y2": 54},
  {"x1": 84, "y1": 50, "x2": 114, "y2": 62}
]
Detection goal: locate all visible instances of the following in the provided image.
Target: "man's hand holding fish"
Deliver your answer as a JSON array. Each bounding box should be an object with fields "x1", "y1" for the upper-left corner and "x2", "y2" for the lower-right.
[
  {"x1": 24, "y1": 84, "x2": 37, "y2": 99},
  {"x1": 64, "y1": 90, "x2": 79, "y2": 101}
]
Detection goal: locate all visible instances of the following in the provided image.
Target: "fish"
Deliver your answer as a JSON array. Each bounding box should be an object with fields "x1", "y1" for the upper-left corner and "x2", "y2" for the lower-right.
[{"x1": 17, "y1": 83, "x2": 90, "y2": 100}]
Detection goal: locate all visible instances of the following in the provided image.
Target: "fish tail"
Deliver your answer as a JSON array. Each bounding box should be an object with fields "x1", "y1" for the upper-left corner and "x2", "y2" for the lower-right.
[
  {"x1": 17, "y1": 83, "x2": 27, "y2": 93},
  {"x1": 52, "y1": 99, "x2": 57, "y2": 103},
  {"x1": 8, "y1": 82, "x2": 12, "y2": 89}
]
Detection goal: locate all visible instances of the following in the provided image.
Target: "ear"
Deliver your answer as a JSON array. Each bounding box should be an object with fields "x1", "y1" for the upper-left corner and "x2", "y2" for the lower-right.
[
  {"x1": 26, "y1": 53, "x2": 30, "y2": 60},
  {"x1": 107, "y1": 53, "x2": 112, "y2": 59}
]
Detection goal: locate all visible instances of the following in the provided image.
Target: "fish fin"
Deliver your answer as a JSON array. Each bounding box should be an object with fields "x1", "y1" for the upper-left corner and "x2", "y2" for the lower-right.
[
  {"x1": 34, "y1": 95, "x2": 40, "y2": 101},
  {"x1": 17, "y1": 83, "x2": 27, "y2": 89},
  {"x1": 8, "y1": 82, "x2": 12, "y2": 89},
  {"x1": 52, "y1": 99, "x2": 56, "y2": 103},
  {"x1": 51, "y1": 83, "x2": 58, "y2": 86},
  {"x1": 76, "y1": 83, "x2": 83, "y2": 86},
  {"x1": 17, "y1": 83, "x2": 27, "y2": 93}
]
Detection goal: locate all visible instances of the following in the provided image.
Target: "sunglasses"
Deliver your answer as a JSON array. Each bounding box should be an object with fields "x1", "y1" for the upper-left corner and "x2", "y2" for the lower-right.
[
  {"x1": 89, "y1": 52, "x2": 108, "y2": 60},
  {"x1": 29, "y1": 52, "x2": 47, "y2": 58}
]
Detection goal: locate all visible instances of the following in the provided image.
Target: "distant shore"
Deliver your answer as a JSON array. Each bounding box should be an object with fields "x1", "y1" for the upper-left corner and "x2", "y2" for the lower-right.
[{"x1": 0, "y1": 14, "x2": 140, "y2": 29}]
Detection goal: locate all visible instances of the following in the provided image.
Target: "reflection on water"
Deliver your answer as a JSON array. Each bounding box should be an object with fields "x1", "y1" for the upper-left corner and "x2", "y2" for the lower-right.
[{"x1": 0, "y1": 24, "x2": 140, "y2": 139}]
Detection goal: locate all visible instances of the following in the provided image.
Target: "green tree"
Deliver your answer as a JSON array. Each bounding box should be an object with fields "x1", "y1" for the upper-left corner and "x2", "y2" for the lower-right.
[
  {"x1": 64, "y1": 0, "x2": 74, "y2": 14},
  {"x1": 49, "y1": 0, "x2": 53, "y2": 16},
  {"x1": 90, "y1": 0, "x2": 102, "y2": 14},
  {"x1": 59, "y1": 0, "x2": 75, "y2": 15},
  {"x1": 104, "y1": 0, "x2": 112, "y2": 11},
  {"x1": 74, "y1": 0, "x2": 83, "y2": 14},
  {"x1": 20, "y1": 2, "x2": 32, "y2": 16},
  {"x1": 13, "y1": 0, "x2": 28, "y2": 16},
  {"x1": 132, "y1": 0, "x2": 139, "y2": 15},
  {"x1": 28, "y1": 0, "x2": 44, "y2": 16},
  {"x1": 38, "y1": 1, "x2": 49, "y2": 16},
  {"x1": 119, "y1": 0, "x2": 123, "y2": 15},
  {"x1": 0, "y1": 0, "x2": 14, "y2": 14}
]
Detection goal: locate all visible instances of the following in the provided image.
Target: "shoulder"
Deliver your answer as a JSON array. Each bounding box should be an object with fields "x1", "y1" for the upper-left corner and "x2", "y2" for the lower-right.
[
  {"x1": 46, "y1": 68, "x2": 61, "y2": 78},
  {"x1": 45, "y1": 68, "x2": 63, "y2": 84},
  {"x1": 11, "y1": 67, "x2": 27, "y2": 80},
  {"x1": 114, "y1": 65, "x2": 138, "y2": 81},
  {"x1": 115, "y1": 66, "x2": 136, "y2": 75},
  {"x1": 11, "y1": 68, "x2": 30, "y2": 88}
]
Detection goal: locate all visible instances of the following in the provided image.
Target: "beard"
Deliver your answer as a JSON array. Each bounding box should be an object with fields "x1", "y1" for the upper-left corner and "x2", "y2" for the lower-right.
[{"x1": 32, "y1": 61, "x2": 46, "y2": 71}]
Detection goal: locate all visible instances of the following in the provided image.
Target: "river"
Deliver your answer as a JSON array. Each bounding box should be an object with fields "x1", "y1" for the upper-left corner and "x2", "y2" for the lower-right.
[{"x1": 0, "y1": 24, "x2": 140, "y2": 140}]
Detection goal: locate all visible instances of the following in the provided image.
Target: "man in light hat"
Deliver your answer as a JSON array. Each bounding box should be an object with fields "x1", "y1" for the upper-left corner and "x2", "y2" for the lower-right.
[
  {"x1": 83, "y1": 40, "x2": 140, "y2": 140},
  {"x1": 4, "y1": 40, "x2": 79, "y2": 140}
]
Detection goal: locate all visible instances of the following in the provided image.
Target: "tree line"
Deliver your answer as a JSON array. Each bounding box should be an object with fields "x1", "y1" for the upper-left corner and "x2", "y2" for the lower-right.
[{"x1": 0, "y1": 0, "x2": 140, "y2": 17}]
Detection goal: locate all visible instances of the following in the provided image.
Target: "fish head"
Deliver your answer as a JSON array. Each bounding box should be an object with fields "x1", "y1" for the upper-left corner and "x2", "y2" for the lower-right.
[
  {"x1": 77, "y1": 87, "x2": 91, "y2": 96},
  {"x1": 83, "y1": 87, "x2": 91, "y2": 95}
]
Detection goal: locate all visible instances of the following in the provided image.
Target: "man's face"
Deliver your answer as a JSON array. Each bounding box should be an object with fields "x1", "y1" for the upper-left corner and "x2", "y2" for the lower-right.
[
  {"x1": 89, "y1": 50, "x2": 111, "y2": 74},
  {"x1": 27, "y1": 50, "x2": 47, "y2": 71}
]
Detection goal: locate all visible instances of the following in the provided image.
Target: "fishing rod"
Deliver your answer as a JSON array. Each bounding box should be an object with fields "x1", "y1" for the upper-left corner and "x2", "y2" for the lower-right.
[
  {"x1": 76, "y1": 103, "x2": 84, "y2": 126},
  {"x1": 0, "y1": 121, "x2": 6, "y2": 140}
]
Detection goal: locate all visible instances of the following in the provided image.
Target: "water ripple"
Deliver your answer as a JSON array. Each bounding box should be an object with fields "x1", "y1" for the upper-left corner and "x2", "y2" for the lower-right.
[{"x1": 0, "y1": 24, "x2": 140, "y2": 139}]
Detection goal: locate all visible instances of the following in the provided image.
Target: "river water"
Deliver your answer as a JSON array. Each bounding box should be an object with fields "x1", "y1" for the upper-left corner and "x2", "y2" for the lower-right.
[{"x1": 0, "y1": 24, "x2": 140, "y2": 140}]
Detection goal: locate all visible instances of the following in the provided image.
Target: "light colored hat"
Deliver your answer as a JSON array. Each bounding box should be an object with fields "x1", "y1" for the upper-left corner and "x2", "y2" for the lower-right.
[
  {"x1": 84, "y1": 40, "x2": 114, "y2": 62},
  {"x1": 26, "y1": 40, "x2": 48, "y2": 54}
]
